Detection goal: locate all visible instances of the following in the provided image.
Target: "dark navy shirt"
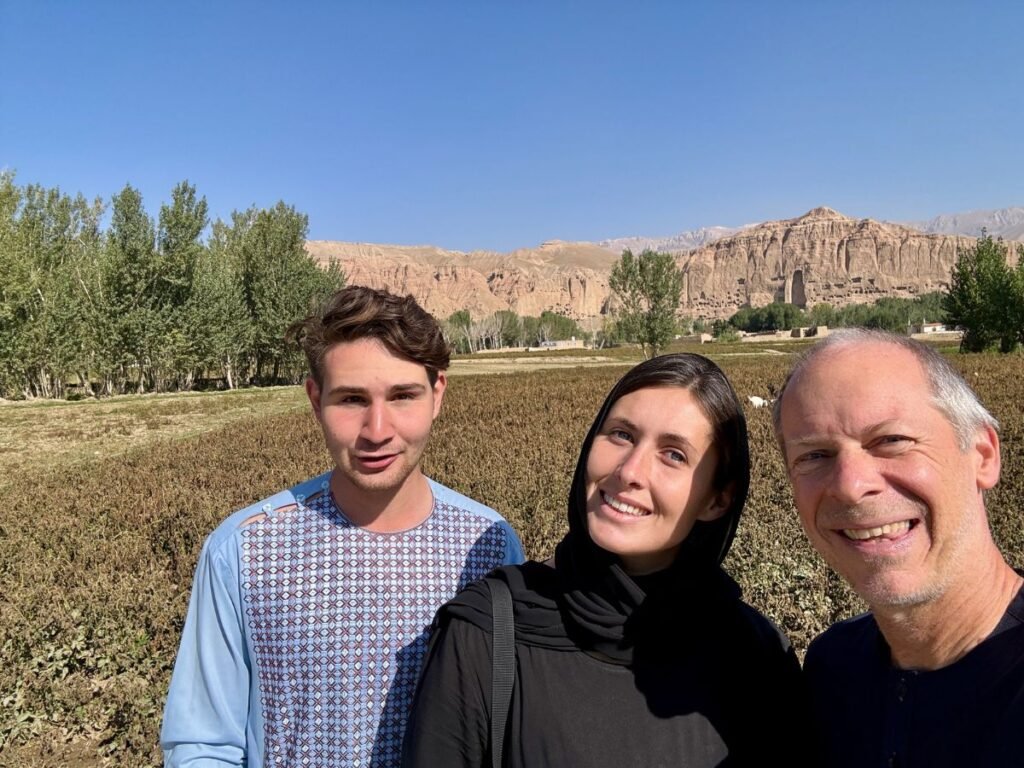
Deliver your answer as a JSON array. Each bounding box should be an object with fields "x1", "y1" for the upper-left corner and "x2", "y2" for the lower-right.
[{"x1": 805, "y1": 580, "x2": 1024, "y2": 768}]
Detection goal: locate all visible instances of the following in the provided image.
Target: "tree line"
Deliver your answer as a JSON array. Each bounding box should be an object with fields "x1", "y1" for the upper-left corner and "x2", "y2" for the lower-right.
[
  {"x1": 443, "y1": 309, "x2": 591, "y2": 353},
  {"x1": 723, "y1": 292, "x2": 949, "y2": 336},
  {"x1": 606, "y1": 239, "x2": 1023, "y2": 355},
  {"x1": 0, "y1": 173, "x2": 344, "y2": 399},
  {"x1": 5, "y1": 179, "x2": 1017, "y2": 402}
]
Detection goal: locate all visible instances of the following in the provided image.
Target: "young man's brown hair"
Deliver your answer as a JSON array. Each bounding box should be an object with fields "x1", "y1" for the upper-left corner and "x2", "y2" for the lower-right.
[{"x1": 287, "y1": 285, "x2": 450, "y2": 386}]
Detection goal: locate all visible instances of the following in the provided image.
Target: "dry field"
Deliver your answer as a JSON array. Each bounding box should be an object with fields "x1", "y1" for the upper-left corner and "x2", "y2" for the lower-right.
[{"x1": 1, "y1": 347, "x2": 1021, "y2": 767}]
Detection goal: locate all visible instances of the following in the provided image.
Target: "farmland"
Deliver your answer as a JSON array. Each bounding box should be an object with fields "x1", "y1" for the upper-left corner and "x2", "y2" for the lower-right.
[{"x1": 1, "y1": 346, "x2": 1021, "y2": 767}]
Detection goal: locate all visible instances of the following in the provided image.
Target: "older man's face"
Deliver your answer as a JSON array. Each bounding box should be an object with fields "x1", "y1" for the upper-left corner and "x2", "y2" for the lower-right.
[{"x1": 778, "y1": 343, "x2": 1000, "y2": 608}]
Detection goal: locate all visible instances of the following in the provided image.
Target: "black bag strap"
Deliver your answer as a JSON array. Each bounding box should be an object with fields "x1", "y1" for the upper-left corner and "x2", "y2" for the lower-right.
[{"x1": 488, "y1": 578, "x2": 515, "y2": 768}]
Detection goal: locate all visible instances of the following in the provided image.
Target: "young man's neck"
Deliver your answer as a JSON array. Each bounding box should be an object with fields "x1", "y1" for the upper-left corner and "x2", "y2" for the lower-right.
[
  {"x1": 329, "y1": 470, "x2": 435, "y2": 533},
  {"x1": 875, "y1": 553, "x2": 1022, "y2": 671}
]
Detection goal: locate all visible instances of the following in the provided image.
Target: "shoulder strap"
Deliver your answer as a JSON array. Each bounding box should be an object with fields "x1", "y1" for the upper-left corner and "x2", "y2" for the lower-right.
[{"x1": 488, "y1": 578, "x2": 515, "y2": 768}]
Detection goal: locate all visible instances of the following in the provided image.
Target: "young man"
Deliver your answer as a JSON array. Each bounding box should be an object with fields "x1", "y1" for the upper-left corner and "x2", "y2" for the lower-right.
[
  {"x1": 161, "y1": 285, "x2": 524, "y2": 768},
  {"x1": 773, "y1": 329, "x2": 1023, "y2": 768}
]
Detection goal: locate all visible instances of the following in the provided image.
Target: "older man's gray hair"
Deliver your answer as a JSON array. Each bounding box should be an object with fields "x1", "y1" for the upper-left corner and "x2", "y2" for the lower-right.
[{"x1": 771, "y1": 328, "x2": 998, "y2": 454}]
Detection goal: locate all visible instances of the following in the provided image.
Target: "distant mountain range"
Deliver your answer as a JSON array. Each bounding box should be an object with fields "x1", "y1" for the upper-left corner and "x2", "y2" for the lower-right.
[
  {"x1": 902, "y1": 207, "x2": 1024, "y2": 241},
  {"x1": 597, "y1": 225, "x2": 752, "y2": 255},
  {"x1": 306, "y1": 205, "x2": 1022, "y2": 321},
  {"x1": 594, "y1": 206, "x2": 1024, "y2": 255}
]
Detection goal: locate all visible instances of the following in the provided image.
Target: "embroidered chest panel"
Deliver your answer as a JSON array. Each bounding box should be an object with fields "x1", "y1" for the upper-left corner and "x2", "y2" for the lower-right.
[{"x1": 241, "y1": 491, "x2": 507, "y2": 767}]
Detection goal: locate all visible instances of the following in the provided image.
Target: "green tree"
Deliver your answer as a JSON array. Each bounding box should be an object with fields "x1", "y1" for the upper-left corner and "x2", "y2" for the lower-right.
[
  {"x1": 943, "y1": 234, "x2": 1022, "y2": 352},
  {"x1": 189, "y1": 217, "x2": 253, "y2": 389},
  {"x1": 236, "y1": 202, "x2": 345, "y2": 382},
  {"x1": 154, "y1": 181, "x2": 210, "y2": 390},
  {"x1": 538, "y1": 311, "x2": 587, "y2": 343},
  {"x1": 0, "y1": 177, "x2": 106, "y2": 398},
  {"x1": 592, "y1": 314, "x2": 623, "y2": 349},
  {"x1": 1011, "y1": 259, "x2": 1024, "y2": 350},
  {"x1": 907, "y1": 292, "x2": 947, "y2": 328},
  {"x1": 804, "y1": 293, "x2": 948, "y2": 335},
  {"x1": 104, "y1": 184, "x2": 161, "y2": 392},
  {"x1": 711, "y1": 319, "x2": 740, "y2": 342},
  {"x1": 446, "y1": 309, "x2": 474, "y2": 353},
  {"x1": 728, "y1": 302, "x2": 806, "y2": 332},
  {"x1": 608, "y1": 248, "x2": 683, "y2": 358},
  {"x1": 494, "y1": 310, "x2": 523, "y2": 348},
  {"x1": 39, "y1": 189, "x2": 106, "y2": 398}
]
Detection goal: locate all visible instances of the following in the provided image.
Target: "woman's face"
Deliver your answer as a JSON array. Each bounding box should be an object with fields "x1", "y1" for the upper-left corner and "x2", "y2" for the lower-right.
[{"x1": 585, "y1": 385, "x2": 729, "y2": 575}]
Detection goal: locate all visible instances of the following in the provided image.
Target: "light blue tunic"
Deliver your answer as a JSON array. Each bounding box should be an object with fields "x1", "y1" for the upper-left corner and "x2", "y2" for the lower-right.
[{"x1": 161, "y1": 471, "x2": 524, "y2": 767}]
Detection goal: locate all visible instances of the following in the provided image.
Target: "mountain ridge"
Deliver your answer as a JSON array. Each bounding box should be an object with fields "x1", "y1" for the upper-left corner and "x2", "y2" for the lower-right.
[
  {"x1": 306, "y1": 205, "x2": 1022, "y2": 321},
  {"x1": 903, "y1": 206, "x2": 1024, "y2": 241}
]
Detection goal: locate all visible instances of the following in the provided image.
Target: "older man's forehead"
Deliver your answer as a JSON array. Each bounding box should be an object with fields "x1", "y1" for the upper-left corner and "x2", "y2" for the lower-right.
[
  {"x1": 778, "y1": 341, "x2": 935, "y2": 436},
  {"x1": 823, "y1": 339, "x2": 919, "y2": 371}
]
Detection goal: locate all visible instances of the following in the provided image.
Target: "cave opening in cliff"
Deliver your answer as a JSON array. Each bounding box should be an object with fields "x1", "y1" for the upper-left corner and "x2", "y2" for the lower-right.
[{"x1": 792, "y1": 269, "x2": 807, "y2": 308}]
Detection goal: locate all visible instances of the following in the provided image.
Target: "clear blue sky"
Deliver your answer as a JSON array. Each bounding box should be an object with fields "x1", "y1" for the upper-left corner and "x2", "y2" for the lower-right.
[{"x1": 3, "y1": 1, "x2": 1022, "y2": 252}]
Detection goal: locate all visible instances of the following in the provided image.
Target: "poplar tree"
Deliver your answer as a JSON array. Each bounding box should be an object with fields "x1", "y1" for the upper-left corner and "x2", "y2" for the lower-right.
[
  {"x1": 609, "y1": 248, "x2": 683, "y2": 359},
  {"x1": 105, "y1": 184, "x2": 159, "y2": 392},
  {"x1": 156, "y1": 181, "x2": 209, "y2": 389},
  {"x1": 236, "y1": 202, "x2": 345, "y2": 383},
  {"x1": 943, "y1": 233, "x2": 1024, "y2": 353}
]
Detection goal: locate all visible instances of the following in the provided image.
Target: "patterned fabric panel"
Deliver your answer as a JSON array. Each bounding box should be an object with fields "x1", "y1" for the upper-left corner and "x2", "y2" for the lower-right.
[{"x1": 241, "y1": 490, "x2": 508, "y2": 768}]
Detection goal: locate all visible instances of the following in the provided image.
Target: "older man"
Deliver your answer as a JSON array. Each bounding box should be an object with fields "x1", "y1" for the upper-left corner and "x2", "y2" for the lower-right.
[{"x1": 773, "y1": 328, "x2": 1023, "y2": 768}]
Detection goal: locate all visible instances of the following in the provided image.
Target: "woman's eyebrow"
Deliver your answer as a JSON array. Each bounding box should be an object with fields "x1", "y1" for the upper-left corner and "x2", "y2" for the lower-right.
[
  {"x1": 662, "y1": 432, "x2": 695, "y2": 449},
  {"x1": 606, "y1": 417, "x2": 696, "y2": 450}
]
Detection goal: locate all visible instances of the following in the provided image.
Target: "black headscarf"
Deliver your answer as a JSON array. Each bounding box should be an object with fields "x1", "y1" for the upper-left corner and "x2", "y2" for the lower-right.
[{"x1": 447, "y1": 354, "x2": 751, "y2": 665}]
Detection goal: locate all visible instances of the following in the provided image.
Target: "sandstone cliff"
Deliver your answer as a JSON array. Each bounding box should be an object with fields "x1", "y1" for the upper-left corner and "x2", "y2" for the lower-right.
[
  {"x1": 306, "y1": 207, "x2": 1017, "y2": 322},
  {"x1": 304, "y1": 239, "x2": 617, "y2": 320},
  {"x1": 676, "y1": 207, "x2": 983, "y2": 317}
]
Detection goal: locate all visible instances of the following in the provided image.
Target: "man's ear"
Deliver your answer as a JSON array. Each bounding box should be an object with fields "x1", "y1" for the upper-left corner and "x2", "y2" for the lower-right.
[
  {"x1": 697, "y1": 488, "x2": 731, "y2": 523},
  {"x1": 305, "y1": 377, "x2": 323, "y2": 423},
  {"x1": 431, "y1": 371, "x2": 448, "y2": 419},
  {"x1": 973, "y1": 424, "x2": 1001, "y2": 491}
]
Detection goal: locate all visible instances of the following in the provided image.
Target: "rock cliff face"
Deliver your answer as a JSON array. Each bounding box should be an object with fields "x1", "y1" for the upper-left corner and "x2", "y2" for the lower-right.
[
  {"x1": 306, "y1": 207, "x2": 1016, "y2": 322},
  {"x1": 304, "y1": 239, "x2": 617, "y2": 320},
  {"x1": 676, "y1": 207, "x2": 980, "y2": 317}
]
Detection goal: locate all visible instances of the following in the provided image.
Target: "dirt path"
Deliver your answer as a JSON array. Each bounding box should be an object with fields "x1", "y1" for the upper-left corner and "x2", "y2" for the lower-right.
[{"x1": 448, "y1": 355, "x2": 631, "y2": 375}]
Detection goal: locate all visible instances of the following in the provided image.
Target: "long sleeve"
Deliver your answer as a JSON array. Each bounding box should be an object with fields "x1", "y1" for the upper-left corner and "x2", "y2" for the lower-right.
[
  {"x1": 161, "y1": 534, "x2": 254, "y2": 768},
  {"x1": 401, "y1": 616, "x2": 493, "y2": 768}
]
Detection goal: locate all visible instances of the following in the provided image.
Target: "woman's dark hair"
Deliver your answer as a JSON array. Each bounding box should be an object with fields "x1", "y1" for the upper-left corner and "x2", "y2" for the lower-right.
[{"x1": 569, "y1": 353, "x2": 751, "y2": 567}]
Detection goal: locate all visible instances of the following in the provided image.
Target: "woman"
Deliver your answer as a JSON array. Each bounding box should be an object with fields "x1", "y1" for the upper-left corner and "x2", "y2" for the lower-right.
[{"x1": 402, "y1": 354, "x2": 808, "y2": 767}]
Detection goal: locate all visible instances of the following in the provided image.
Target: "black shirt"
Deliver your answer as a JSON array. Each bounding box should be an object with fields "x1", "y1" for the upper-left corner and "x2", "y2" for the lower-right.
[{"x1": 805, "y1": 583, "x2": 1024, "y2": 768}]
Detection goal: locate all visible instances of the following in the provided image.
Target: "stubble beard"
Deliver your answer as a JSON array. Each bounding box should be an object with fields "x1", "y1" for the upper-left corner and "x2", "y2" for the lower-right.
[
  {"x1": 827, "y1": 498, "x2": 972, "y2": 611},
  {"x1": 339, "y1": 452, "x2": 418, "y2": 496}
]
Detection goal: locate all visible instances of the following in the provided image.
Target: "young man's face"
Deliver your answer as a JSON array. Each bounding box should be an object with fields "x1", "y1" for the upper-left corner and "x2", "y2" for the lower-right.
[{"x1": 306, "y1": 338, "x2": 446, "y2": 504}]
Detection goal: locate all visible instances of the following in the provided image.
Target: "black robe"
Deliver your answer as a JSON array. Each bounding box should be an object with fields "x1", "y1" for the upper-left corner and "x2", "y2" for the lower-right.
[
  {"x1": 402, "y1": 561, "x2": 810, "y2": 767},
  {"x1": 403, "y1": 354, "x2": 812, "y2": 767}
]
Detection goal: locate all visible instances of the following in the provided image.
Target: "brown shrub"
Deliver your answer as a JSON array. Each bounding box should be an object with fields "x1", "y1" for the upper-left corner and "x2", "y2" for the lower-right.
[{"x1": 1, "y1": 353, "x2": 1021, "y2": 766}]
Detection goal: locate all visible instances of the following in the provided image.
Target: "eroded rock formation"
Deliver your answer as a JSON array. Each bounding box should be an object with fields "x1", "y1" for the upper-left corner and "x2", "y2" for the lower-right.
[
  {"x1": 304, "y1": 239, "x2": 617, "y2": 320},
  {"x1": 306, "y1": 207, "x2": 1017, "y2": 321},
  {"x1": 676, "y1": 207, "x2": 982, "y2": 317}
]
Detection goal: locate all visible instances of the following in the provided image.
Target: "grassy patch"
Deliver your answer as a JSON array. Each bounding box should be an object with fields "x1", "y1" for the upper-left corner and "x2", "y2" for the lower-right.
[{"x1": 0, "y1": 387, "x2": 308, "y2": 490}]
